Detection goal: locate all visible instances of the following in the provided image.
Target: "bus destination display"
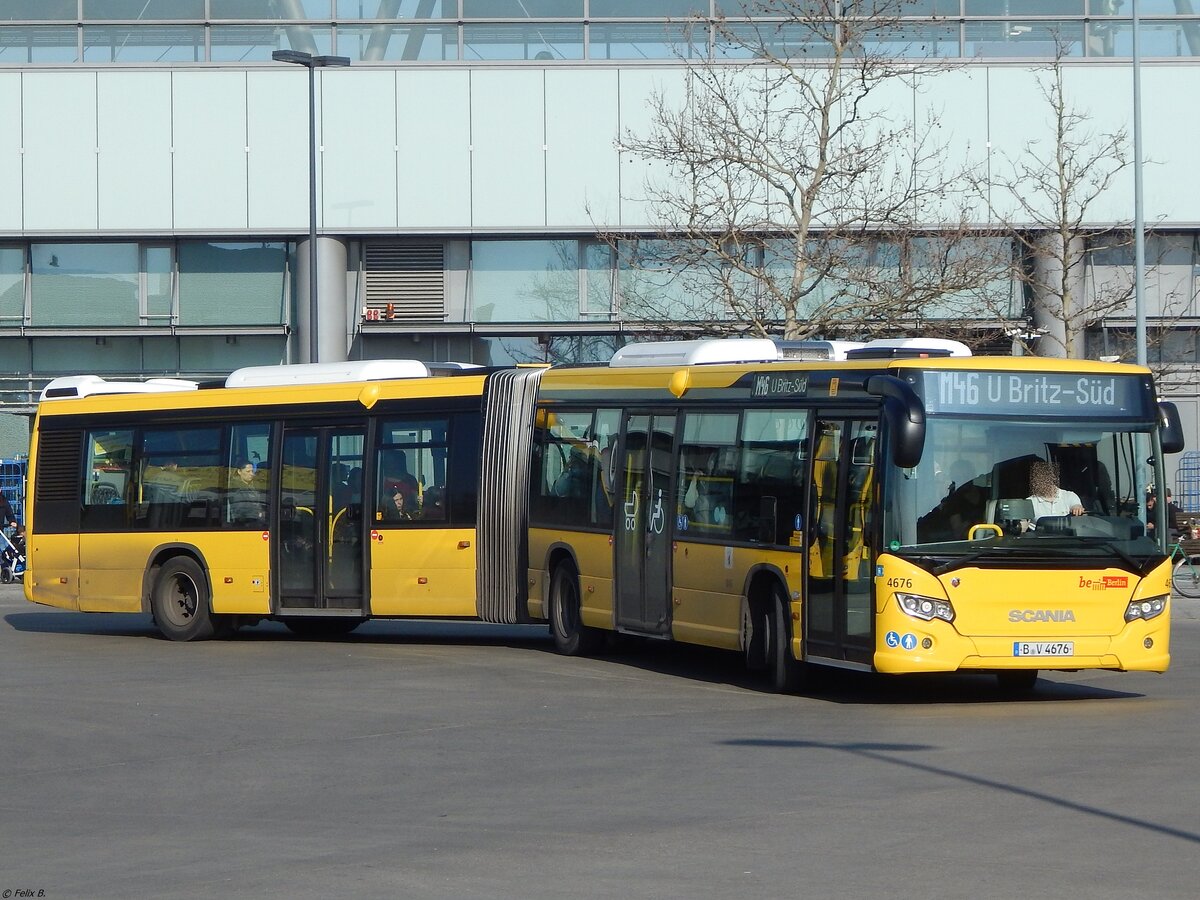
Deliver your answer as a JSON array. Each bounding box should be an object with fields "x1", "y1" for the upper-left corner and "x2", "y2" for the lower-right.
[{"x1": 922, "y1": 370, "x2": 1146, "y2": 417}]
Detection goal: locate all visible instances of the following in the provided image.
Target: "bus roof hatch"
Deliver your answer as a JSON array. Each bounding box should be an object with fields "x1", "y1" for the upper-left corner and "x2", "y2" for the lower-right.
[
  {"x1": 40, "y1": 375, "x2": 199, "y2": 401},
  {"x1": 225, "y1": 359, "x2": 432, "y2": 388}
]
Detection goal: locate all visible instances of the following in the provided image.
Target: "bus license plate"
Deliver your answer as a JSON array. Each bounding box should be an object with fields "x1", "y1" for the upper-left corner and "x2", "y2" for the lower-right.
[{"x1": 1012, "y1": 641, "x2": 1073, "y2": 657}]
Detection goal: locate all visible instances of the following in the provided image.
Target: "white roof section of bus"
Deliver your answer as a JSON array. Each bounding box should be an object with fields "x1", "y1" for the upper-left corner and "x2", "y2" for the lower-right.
[
  {"x1": 225, "y1": 359, "x2": 432, "y2": 388},
  {"x1": 39, "y1": 375, "x2": 198, "y2": 401},
  {"x1": 857, "y1": 337, "x2": 972, "y2": 357},
  {"x1": 609, "y1": 339, "x2": 780, "y2": 367},
  {"x1": 608, "y1": 337, "x2": 971, "y2": 368}
]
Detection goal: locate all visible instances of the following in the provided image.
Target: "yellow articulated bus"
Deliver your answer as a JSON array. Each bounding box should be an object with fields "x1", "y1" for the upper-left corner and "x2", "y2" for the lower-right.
[
  {"x1": 493, "y1": 338, "x2": 1185, "y2": 693},
  {"x1": 25, "y1": 360, "x2": 537, "y2": 641}
]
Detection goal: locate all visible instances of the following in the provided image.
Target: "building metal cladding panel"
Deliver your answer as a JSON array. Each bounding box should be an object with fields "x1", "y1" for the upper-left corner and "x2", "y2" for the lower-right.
[
  {"x1": 1144, "y1": 65, "x2": 1200, "y2": 224},
  {"x1": 23, "y1": 72, "x2": 98, "y2": 232},
  {"x1": 545, "y1": 68, "x2": 620, "y2": 229},
  {"x1": 98, "y1": 72, "x2": 172, "y2": 231},
  {"x1": 0, "y1": 74, "x2": 21, "y2": 233},
  {"x1": 397, "y1": 69, "x2": 471, "y2": 229},
  {"x1": 247, "y1": 70, "x2": 309, "y2": 230},
  {"x1": 172, "y1": 70, "x2": 248, "y2": 230},
  {"x1": 321, "y1": 68, "x2": 398, "y2": 230},
  {"x1": 470, "y1": 69, "x2": 545, "y2": 229}
]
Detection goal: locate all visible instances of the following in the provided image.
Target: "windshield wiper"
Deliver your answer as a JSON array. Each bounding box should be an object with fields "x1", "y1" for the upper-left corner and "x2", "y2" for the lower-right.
[
  {"x1": 930, "y1": 543, "x2": 1024, "y2": 576},
  {"x1": 1074, "y1": 537, "x2": 1153, "y2": 573}
]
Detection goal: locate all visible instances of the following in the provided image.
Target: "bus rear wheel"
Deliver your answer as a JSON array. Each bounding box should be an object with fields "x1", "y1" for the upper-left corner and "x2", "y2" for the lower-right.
[
  {"x1": 151, "y1": 557, "x2": 225, "y2": 642},
  {"x1": 766, "y1": 587, "x2": 806, "y2": 694},
  {"x1": 549, "y1": 561, "x2": 602, "y2": 656}
]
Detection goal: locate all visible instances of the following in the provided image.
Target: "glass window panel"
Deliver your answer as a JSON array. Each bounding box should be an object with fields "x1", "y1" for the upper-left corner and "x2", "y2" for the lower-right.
[
  {"x1": 32, "y1": 337, "x2": 141, "y2": 374},
  {"x1": 463, "y1": 22, "x2": 582, "y2": 58},
  {"x1": 177, "y1": 242, "x2": 288, "y2": 326},
  {"x1": 716, "y1": 22, "x2": 835, "y2": 60},
  {"x1": 83, "y1": 1, "x2": 206, "y2": 18},
  {"x1": 616, "y1": 240, "x2": 715, "y2": 322},
  {"x1": 470, "y1": 240, "x2": 580, "y2": 323},
  {"x1": 83, "y1": 25, "x2": 205, "y2": 61},
  {"x1": 376, "y1": 416, "x2": 450, "y2": 524},
  {"x1": 144, "y1": 246, "x2": 173, "y2": 321},
  {"x1": 462, "y1": 1, "x2": 583, "y2": 15},
  {"x1": 31, "y1": 244, "x2": 139, "y2": 327},
  {"x1": 1089, "y1": 21, "x2": 1200, "y2": 58},
  {"x1": 1131, "y1": 1, "x2": 1194, "y2": 12},
  {"x1": 591, "y1": 1, "x2": 709, "y2": 15},
  {"x1": 863, "y1": 23, "x2": 960, "y2": 58},
  {"x1": 338, "y1": 23, "x2": 458, "y2": 60},
  {"x1": 178, "y1": 335, "x2": 286, "y2": 371},
  {"x1": 225, "y1": 423, "x2": 272, "y2": 527},
  {"x1": 532, "y1": 409, "x2": 598, "y2": 527},
  {"x1": 964, "y1": 0, "x2": 1082, "y2": 12},
  {"x1": 589, "y1": 22, "x2": 706, "y2": 59},
  {"x1": 211, "y1": 0, "x2": 332, "y2": 18},
  {"x1": 210, "y1": 24, "x2": 333, "y2": 59},
  {"x1": 582, "y1": 242, "x2": 614, "y2": 318},
  {"x1": 85, "y1": 429, "x2": 134, "y2": 514},
  {"x1": 965, "y1": 21, "x2": 1083, "y2": 58},
  {"x1": 902, "y1": 1, "x2": 962, "y2": 14},
  {"x1": 0, "y1": 247, "x2": 23, "y2": 324},
  {"x1": 0, "y1": 26, "x2": 79, "y2": 63},
  {"x1": 0, "y1": 1, "x2": 75, "y2": 20},
  {"x1": 336, "y1": 0, "x2": 454, "y2": 16}
]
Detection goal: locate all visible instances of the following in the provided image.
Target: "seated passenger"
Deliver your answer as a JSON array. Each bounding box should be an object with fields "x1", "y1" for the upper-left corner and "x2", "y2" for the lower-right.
[
  {"x1": 227, "y1": 458, "x2": 267, "y2": 524},
  {"x1": 382, "y1": 473, "x2": 420, "y2": 521},
  {"x1": 422, "y1": 485, "x2": 446, "y2": 520}
]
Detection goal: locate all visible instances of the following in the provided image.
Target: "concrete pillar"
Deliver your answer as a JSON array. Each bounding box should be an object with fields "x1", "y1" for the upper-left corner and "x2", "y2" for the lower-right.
[
  {"x1": 1030, "y1": 232, "x2": 1087, "y2": 358},
  {"x1": 296, "y1": 236, "x2": 349, "y2": 364}
]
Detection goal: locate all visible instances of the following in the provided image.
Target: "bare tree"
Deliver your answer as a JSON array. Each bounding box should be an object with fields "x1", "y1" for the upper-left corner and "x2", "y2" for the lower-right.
[
  {"x1": 605, "y1": 0, "x2": 1013, "y2": 341},
  {"x1": 982, "y1": 45, "x2": 1134, "y2": 359}
]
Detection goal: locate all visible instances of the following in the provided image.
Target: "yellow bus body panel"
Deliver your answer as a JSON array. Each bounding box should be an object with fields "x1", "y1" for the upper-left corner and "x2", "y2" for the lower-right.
[
  {"x1": 25, "y1": 532, "x2": 80, "y2": 611},
  {"x1": 527, "y1": 527, "x2": 614, "y2": 628},
  {"x1": 873, "y1": 554, "x2": 1171, "y2": 674},
  {"x1": 369, "y1": 527, "x2": 477, "y2": 617}
]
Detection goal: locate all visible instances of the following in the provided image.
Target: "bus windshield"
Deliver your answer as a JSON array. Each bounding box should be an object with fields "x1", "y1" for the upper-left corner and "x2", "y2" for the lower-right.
[{"x1": 884, "y1": 415, "x2": 1163, "y2": 569}]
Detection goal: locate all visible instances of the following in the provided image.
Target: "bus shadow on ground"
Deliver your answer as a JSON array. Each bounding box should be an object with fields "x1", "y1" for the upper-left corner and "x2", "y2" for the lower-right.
[
  {"x1": 549, "y1": 635, "x2": 1146, "y2": 704},
  {"x1": 3, "y1": 610, "x2": 553, "y2": 649}
]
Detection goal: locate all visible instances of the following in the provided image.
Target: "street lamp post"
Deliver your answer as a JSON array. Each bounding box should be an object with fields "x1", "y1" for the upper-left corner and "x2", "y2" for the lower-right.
[{"x1": 272, "y1": 49, "x2": 350, "y2": 364}]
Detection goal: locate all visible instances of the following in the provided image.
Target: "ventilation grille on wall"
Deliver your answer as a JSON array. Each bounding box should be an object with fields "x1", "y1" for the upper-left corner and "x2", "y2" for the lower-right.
[{"x1": 363, "y1": 243, "x2": 446, "y2": 321}]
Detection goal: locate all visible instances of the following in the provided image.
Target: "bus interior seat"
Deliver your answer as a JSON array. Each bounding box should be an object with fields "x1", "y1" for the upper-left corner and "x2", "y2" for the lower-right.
[{"x1": 985, "y1": 455, "x2": 1039, "y2": 523}]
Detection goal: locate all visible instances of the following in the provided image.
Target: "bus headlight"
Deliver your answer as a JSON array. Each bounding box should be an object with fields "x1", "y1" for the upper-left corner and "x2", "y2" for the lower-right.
[
  {"x1": 896, "y1": 592, "x2": 955, "y2": 623},
  {"x1": 1124, "y1": 595, "x2": 1168, "y2": 622}
]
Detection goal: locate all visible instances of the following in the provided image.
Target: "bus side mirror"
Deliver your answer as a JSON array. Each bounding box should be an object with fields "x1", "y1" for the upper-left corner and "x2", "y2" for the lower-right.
[
  {"x1": 866, "y1": 375, "x2": 925, "y2": 469},
  {"x1": 1160, "y1": 401, "x2": 1185, "y2": 454}
]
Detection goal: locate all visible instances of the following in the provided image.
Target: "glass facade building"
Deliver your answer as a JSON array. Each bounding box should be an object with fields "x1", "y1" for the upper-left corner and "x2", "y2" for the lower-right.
[{"x1": 1, "y1": 0, "x2": 1199, "y2": 482}]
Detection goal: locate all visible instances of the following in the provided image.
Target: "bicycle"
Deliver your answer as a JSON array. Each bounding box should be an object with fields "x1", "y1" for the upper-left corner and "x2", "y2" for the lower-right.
[{"x1": 1169, "y1": 538, "x2": 1200, "y2": 598}]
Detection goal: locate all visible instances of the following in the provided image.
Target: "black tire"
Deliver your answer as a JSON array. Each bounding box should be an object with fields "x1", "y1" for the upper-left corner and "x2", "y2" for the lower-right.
[
  {"x1": 0, "y1": 567, "x2": 11, "y2": 584},
  {"x1": 282, "y1": 617, "x2": 365, "y2": 638},
  {"x1": 766, "y1": 587, "x2": 806, "y2": 694},
  {"x1": 744, "y1": 597, "x2": 769, "y2": 672},
  {"x1": 150, "y1": 556, "x2": 224, "y2": 642},
  {"x1": 996, "y1": 669, "x2": 1039, "y2": 695},
  {"x1": 1172, "y1": 557, "x2": 1200, "y2": 598},
  {"x1": 549, "y1": 561, "x2": 603, "y2": 656}
]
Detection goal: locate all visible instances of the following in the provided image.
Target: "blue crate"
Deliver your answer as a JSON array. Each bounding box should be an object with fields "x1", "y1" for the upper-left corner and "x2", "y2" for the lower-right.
[
  {"x1": 0, "y1": 458, "x2": 26, "y2": 523},
  {"x1": 1174, "y1": 451, "x2": 1200, "y2": 515}
]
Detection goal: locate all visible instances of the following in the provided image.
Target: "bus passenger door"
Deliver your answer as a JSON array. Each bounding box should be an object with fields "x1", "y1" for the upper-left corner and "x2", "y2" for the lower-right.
[
  {"x1": 276, "y1": 426, "x2": 366, "y2": 613},
  {"x1": 614, "y1": 412, "x2": 676, "y2": 636},
  {"x1": 805, "y1": 418, "x2": 876, "y2": 666}
]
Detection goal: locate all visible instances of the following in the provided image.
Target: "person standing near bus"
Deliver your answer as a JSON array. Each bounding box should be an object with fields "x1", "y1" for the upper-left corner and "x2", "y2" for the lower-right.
[{"x1": 0, "y1": 491, "x2": 17, "y2": 530}]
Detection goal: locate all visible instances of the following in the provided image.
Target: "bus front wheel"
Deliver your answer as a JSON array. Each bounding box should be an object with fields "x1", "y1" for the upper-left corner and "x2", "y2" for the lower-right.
[
  {"x1": 150, "y1": 557, "x2": 224, "y2": 642},
  {"x1": 767, "y1": 587, "x2": 806, "y2": 694},
  {"x1": 549, "y1": 562, "x2": 602, "y2": 656}
]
